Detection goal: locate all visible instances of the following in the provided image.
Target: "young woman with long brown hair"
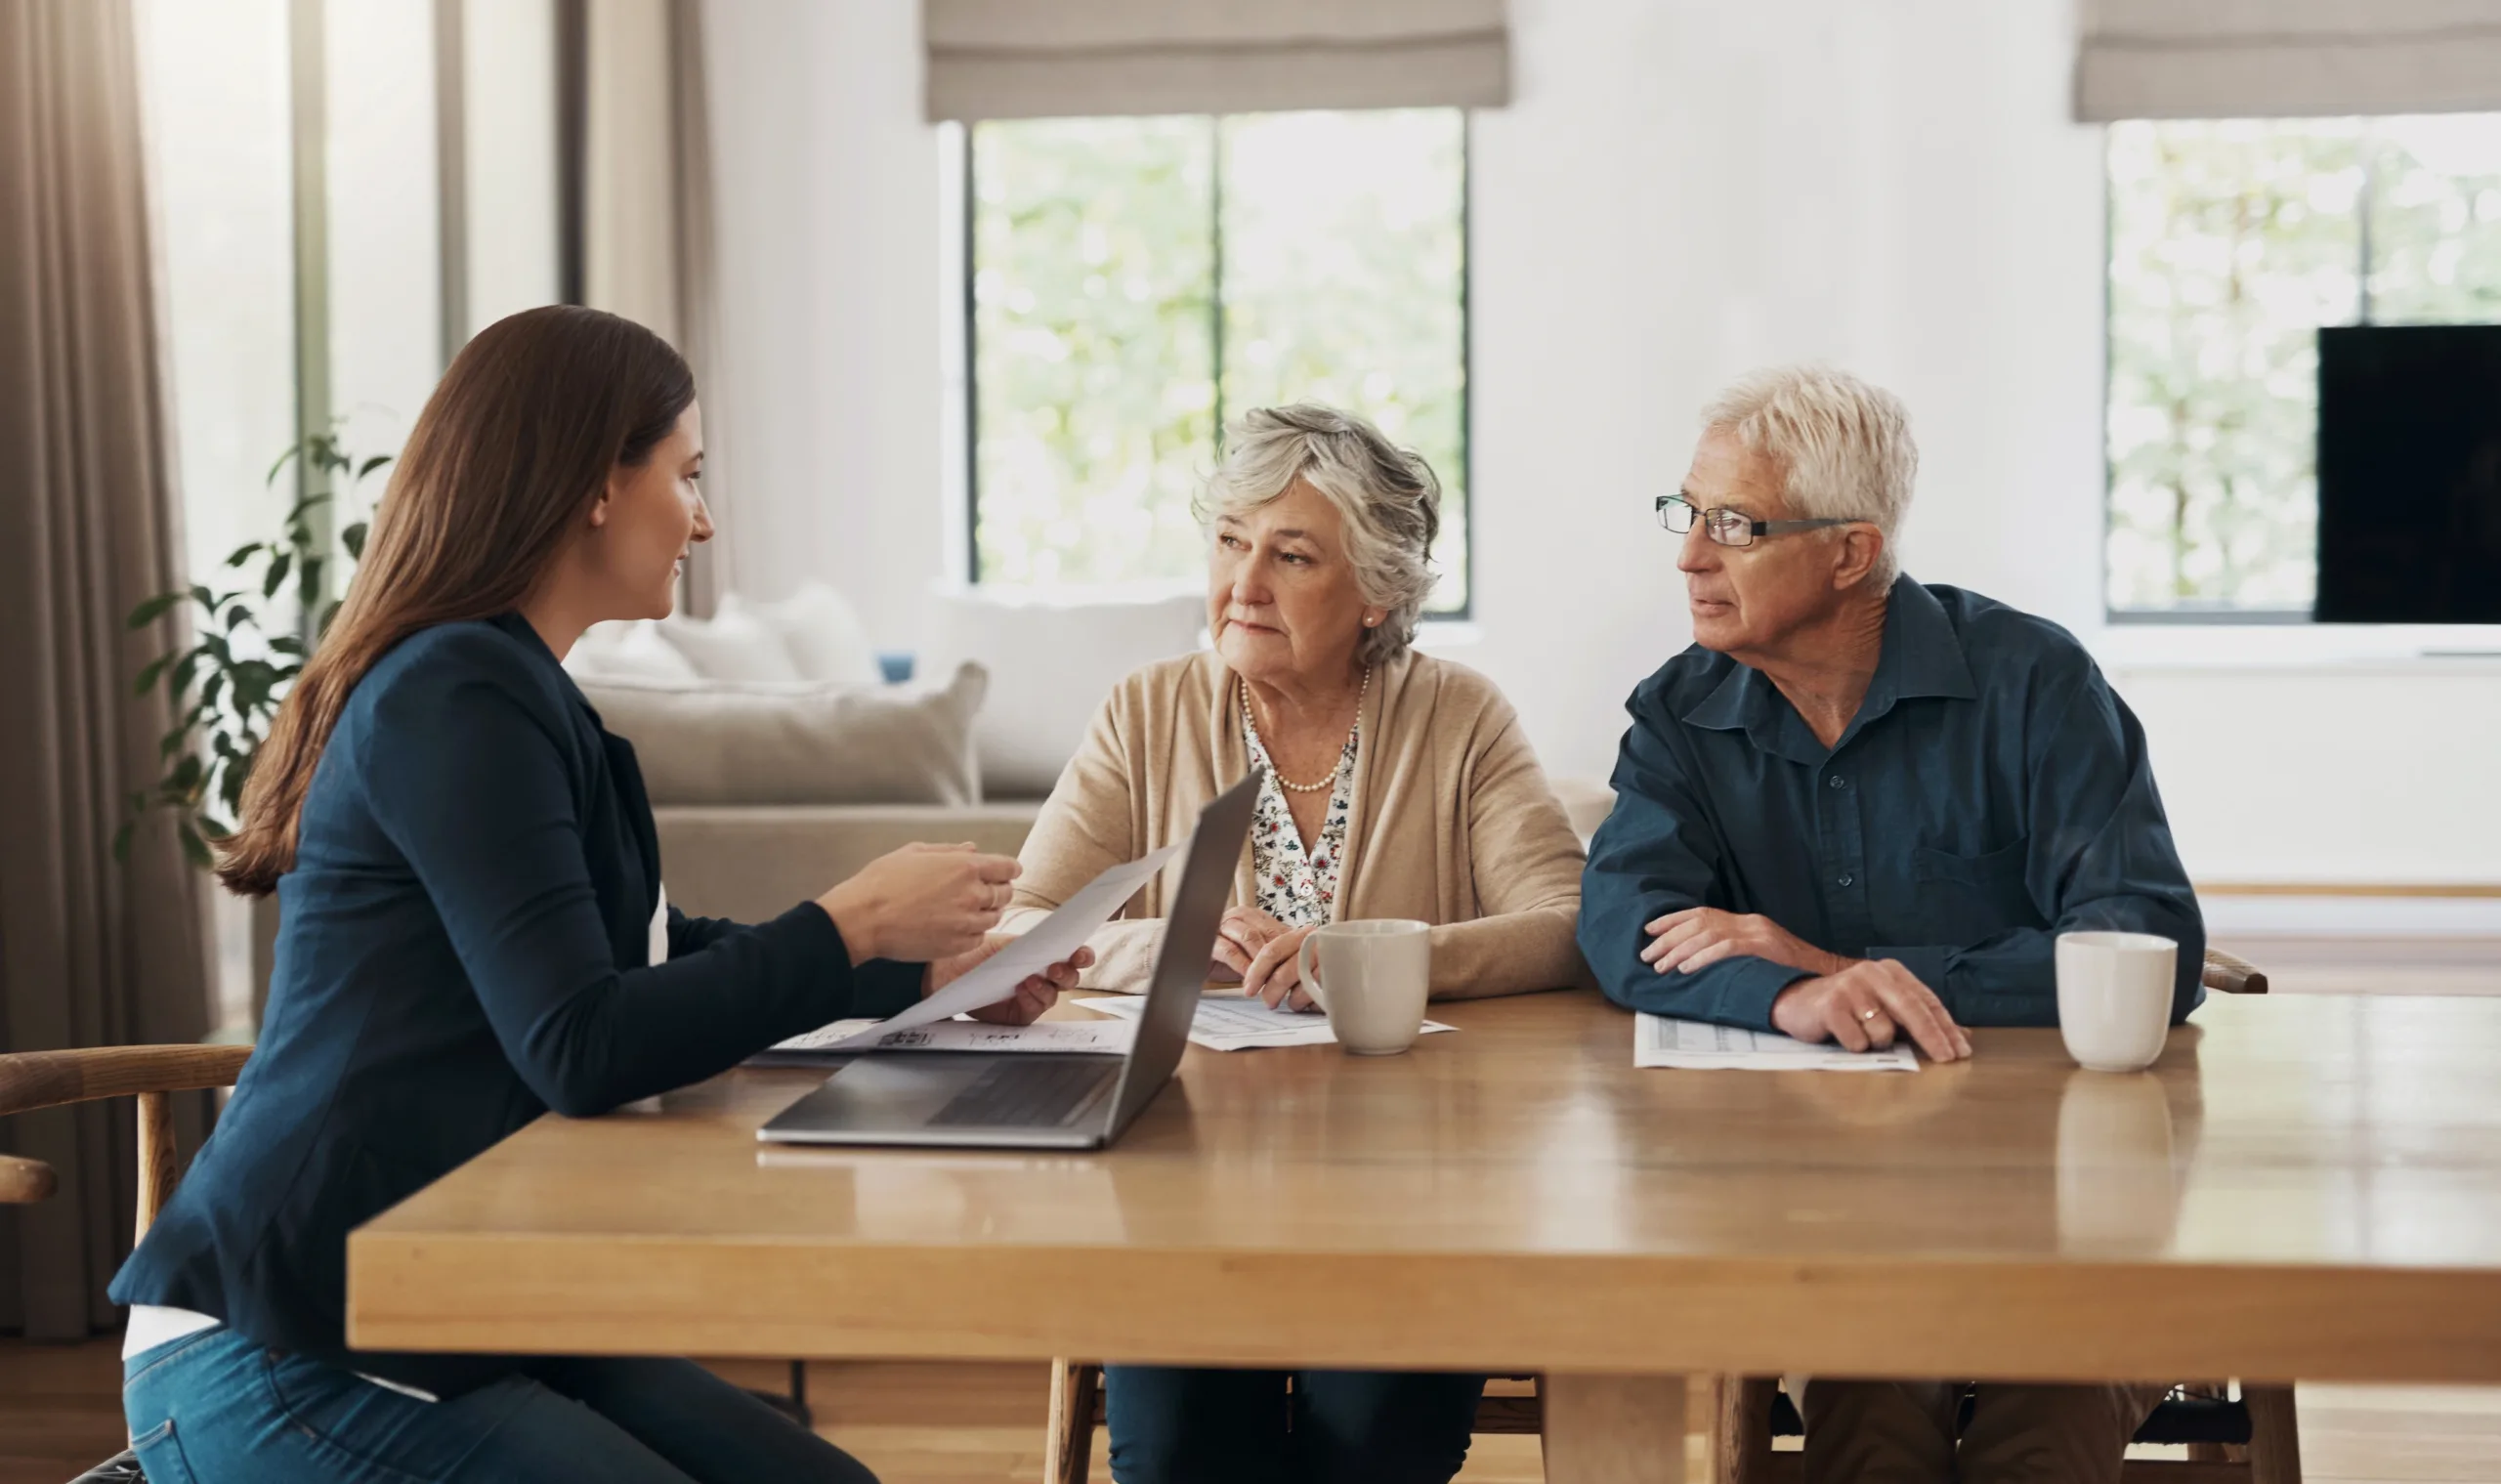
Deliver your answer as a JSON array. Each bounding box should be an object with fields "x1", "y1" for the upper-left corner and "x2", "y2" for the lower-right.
[{"x1": 109, "y1": 306, "x2": 1082, "y2": 1482}]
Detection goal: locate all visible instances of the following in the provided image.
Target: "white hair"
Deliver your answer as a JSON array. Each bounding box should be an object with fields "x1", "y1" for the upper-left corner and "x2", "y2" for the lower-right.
[
  {"x1": 1700, "y1": 364, "x2": 1917, "y2": 587},
  {"x1": 1195, "y1": 403, "x2": 1442, "y2": 665}
]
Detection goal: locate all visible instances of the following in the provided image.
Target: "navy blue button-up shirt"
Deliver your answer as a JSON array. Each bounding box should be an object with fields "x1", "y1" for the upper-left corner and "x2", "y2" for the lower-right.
[{"x1": 1579, "y1": 577, "x2": 2204, "y2": 1030}]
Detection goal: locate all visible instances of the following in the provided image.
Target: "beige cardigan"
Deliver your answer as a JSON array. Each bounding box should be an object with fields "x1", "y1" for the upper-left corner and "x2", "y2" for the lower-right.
[{"x1": 1004, "y1": 648, "x2": 1590, "y2": 998}]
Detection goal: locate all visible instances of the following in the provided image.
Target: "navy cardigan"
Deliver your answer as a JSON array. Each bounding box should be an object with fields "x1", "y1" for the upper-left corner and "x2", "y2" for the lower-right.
[{"x1": 110, "y1": 614, "x2": 924, "y2": 1396}]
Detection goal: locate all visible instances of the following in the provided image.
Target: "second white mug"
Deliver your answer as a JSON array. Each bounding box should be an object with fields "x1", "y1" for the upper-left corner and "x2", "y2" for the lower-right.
[
  {"x1": 1296, "y1": 919, "x2": 1432, "y2": 1055},
  {"x1": 2055, "y1": 930, "x2": 2177, "y2": 1072}
]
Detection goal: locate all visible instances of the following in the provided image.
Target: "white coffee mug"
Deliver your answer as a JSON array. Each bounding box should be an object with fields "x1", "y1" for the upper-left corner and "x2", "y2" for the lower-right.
[
  {"x1": 1296, "y1": 919, "x2": 1431, "y2": 1056},
  {"x1": 2055, "y1": 930, "x2": 2177, "y2": 1072}
]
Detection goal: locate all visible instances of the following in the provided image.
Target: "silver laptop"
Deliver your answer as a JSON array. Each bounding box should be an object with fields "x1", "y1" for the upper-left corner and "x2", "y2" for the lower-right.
[{"x1": 756, "y1": 771, "x2": 1257, "y2": 1150}]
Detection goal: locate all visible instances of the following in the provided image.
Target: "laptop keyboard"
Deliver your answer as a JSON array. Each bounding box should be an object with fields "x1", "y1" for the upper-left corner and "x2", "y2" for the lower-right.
[{"x1": 928, "y1": 1059, "x2": 1115, "y2": 1128}]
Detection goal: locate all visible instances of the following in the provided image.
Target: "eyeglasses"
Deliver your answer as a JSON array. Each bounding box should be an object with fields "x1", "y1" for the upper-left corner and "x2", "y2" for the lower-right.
[{"x1": 1656, "y1": 494, "x2": 1857, "y2": 548}]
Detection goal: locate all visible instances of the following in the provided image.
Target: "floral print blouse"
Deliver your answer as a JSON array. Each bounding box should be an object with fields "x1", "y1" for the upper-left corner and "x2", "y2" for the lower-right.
[{"x1": 1240, "y1": 710, "x2": 1360, "y2": 929}]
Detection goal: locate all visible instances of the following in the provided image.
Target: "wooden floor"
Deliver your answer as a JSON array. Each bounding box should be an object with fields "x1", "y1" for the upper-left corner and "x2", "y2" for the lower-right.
[{"x1": 6, "y1": 1337, "x2": 2501, "y2": 1483}]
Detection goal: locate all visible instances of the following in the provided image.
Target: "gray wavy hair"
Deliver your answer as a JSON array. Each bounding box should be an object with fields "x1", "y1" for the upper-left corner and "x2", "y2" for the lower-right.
[{"x1": 1194, "y1": 403, "x2": 1442, "y2": 665}]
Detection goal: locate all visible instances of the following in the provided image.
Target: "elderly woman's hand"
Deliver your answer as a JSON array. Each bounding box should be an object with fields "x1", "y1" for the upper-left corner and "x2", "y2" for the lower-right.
[
  {"x1": 1211, "y1": 906, "x2": 1291, "y2": 982},
  {"x1": 1241, "y1": 924, "x2": 1323, "y2": 1012}
]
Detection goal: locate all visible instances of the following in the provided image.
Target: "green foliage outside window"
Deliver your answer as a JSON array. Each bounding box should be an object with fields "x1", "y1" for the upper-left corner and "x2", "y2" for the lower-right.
[
  {"x1": 973, "y1": 109, "x2": 1469, "y2": 610},
  {"x1": 2107, "y1": 115, "x2": 2501, "y2": 613}
]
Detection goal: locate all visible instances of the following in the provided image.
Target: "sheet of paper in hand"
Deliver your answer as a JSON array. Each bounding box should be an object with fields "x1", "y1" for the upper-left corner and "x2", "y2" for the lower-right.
[
  {"x1": 818, "y1": 839, "x2": 1187, "y2": 1051},
  {"x1": 1633, "y1": 1012, "x2": 1919, "y2": 1071},
  {"x1": 1077, "y1": 993, "x2": 1457, "y2": 1053},
  {"x1": 751, "y1": 1016, "x2": 1135, "y2": 1063}
]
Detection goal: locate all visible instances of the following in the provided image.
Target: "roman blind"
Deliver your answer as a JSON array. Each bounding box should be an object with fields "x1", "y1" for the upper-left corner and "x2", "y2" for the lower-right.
[
  {"x1": 923, "y1": 0, "x2": 1509, "y2": 122},
  {"x1": 2075, "y1": 0, "x2": 2501, "y2": 121}
]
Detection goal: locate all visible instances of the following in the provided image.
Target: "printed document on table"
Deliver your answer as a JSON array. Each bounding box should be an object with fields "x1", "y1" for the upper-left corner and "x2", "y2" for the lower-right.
[
  {"x1": 751, "y1": 1016, "x2": 1135, "y2": 1063},
  {"x1": 1077, "y1": 993, "x2": 1456, "y2": 1052},
  {"x1": 1634, "y1": 1012, "x2": 1918, "y2": 1072},
  {"x1": 822, "y1": 839, "x2": 1187, "y2": 1049}
]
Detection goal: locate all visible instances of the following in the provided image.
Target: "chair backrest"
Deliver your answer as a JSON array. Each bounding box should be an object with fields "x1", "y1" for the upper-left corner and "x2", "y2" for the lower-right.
[
  {"x1": 0, "y1": 1044, "x2": 252, "y2": 1241},
  {"x1": 2200, "y1": 948, "x2": 2269, "y2": 996}
]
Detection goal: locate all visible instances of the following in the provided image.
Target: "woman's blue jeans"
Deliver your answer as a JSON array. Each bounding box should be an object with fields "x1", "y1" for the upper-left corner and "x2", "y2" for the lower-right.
[
  {"x1": 122, "y1": 1326, "x2": 877, "y2": 1483},
  {"x1": 1104, "y1": 1364, "x2": 1486, "y2": 1484}
]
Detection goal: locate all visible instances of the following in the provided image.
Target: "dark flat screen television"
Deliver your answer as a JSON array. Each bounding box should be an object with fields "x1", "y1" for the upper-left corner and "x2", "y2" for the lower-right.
[{"x1": 2315, "y1": 323, "x2": 2501, "y2": 622}]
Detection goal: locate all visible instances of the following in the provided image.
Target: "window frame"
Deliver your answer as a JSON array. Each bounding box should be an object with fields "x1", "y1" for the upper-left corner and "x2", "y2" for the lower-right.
[{"x1": 961, "y1": 110, "x2": 1475, "y2": 620}]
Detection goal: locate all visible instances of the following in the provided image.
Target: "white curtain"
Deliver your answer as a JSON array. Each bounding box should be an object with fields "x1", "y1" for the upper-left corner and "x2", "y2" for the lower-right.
[
  {"x1": 2075, "y1": 0, "x2": 2501, "y2": 121},
  {"x1": 584, "y1": 0, "x2": 728, "y2": 613},
  {"x1": 923, "y1": 0, "x2": 1509, "y2": 122}
]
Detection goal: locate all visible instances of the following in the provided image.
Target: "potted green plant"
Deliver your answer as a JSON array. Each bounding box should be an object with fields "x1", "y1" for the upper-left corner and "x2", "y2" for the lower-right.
[{"x1": 123, "y1": 431, "x2": 387, "y2": 1030}]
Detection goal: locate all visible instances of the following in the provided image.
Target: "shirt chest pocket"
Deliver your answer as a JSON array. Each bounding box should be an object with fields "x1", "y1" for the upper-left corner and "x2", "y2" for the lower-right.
[{"x1": 1907, "y1": 839, "x2": 2041, "y2": 938}]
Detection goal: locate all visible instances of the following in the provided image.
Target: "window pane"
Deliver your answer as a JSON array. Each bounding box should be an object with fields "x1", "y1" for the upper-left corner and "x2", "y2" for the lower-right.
[
  {"x1": 972, "y1": 118, "x2": 1216, "y2": 587},
  {"x1": 1220, "y1": 110, "x2": 1468, "y2": 611},
  {"x1": 2367, "y1": 115, "x2": 2501, "y2": 324},
  {"x1": 2106, "y1": 119, "x2": 2363, "y2": 612},
  {"x1": 135, "y1": 0, "x2": 299, "y2": 597}
]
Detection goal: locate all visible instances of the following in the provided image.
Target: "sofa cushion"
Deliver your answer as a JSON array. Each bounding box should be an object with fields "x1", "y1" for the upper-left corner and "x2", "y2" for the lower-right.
[
  {"x1": 576, "y1": 662, "x2": 987, "y2": 807},
  {"x1": 655, "y1": 603, "x2": 805, "y2": 683},
  {"x1": 727, "y1": 585, "x2": 883, "y2": 687},
  {"x1": 922, "y1": 586, "x2": 1207, "y2": 798},
  {"x1": 565, "y1": 618, "x2": 701, "y2": 681}
]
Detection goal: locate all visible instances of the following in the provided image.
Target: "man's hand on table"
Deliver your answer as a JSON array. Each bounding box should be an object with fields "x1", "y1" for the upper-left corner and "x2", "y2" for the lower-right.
[
  {"x1": 1642, "y1": 907, "x2": 1846, "y2": 977},
  {"x1": 1771, "y1": 959, "x2": 1971, "y2": 1062}
]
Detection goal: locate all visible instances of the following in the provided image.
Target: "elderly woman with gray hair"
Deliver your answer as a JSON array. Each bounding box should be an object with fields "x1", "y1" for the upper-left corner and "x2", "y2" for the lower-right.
[{"x1": 1003, "y1": 403, "x2": 1587, "y2": 1484}]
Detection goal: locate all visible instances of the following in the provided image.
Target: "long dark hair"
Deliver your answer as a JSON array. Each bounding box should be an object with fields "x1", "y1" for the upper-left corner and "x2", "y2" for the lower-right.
[{"x1": 219, "y1": 305, "x2": 694, "y2": 896}]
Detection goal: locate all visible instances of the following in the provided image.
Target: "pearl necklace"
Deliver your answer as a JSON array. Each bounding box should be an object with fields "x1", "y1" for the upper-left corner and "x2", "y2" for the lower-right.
[{"x1": 1244, "y1": 667, "x2": 1370, "y2": 793}]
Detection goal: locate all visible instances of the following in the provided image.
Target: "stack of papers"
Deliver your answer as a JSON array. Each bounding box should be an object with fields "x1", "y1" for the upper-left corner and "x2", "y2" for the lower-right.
[
  {"x1": 1077, "y1": 994, "x2": 1457, "y2": 1052},
  {"x1": 1634, "y1": 1012, "x2": 1918, "y2": 1072},
  {"x1": 754, "y1": 1016, "x2": 1135, "y2": 1062}
]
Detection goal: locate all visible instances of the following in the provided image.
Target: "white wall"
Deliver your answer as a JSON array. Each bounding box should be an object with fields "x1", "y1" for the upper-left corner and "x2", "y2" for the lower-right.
[
  {"x1": 1464, "y1": 0, "x2": 2109, "y2": 782},
  {"x1": 703, "y1": 0, "x2": 948, "y2": 627},
  {"x1": 700, "y1": 0, "x2": 2501, "y2": 888}
]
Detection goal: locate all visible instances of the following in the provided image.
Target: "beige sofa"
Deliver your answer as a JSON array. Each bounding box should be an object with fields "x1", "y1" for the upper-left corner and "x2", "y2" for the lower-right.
[
  {"x1": 655, "y1": 780, "x2": 1619, "y2": 927},
  {"x1": 655, "y1": 800, "x2": 1045, "y2": 924}
]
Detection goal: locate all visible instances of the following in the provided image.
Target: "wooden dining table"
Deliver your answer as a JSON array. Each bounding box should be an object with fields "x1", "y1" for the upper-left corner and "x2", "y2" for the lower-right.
[{"x1": 348, "y1": 990, "x2": 2501, "y2": 1482}]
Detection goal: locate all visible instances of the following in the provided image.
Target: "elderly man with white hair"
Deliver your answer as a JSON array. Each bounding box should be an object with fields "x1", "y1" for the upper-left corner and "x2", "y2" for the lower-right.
[{"x1": 1579, "y1": 364, "x2": 2201, "y2": 1483}]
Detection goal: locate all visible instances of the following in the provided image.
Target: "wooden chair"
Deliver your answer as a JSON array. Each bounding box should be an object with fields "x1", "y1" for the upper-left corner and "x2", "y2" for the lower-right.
[
  {"x1": 1, "y1": 1042, "x2": 253, "y2": 1484},
  {"x1": 1041, "y1": 950, "x2": 2282, "y2": 1484}
]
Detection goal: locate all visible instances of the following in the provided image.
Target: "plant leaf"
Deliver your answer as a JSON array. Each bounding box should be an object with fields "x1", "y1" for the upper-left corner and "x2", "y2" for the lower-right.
[
  {"x1": 176, "y1": 820, "x2": 212, "y2": 869},
  {"x1": 111, "y1": 821, "x2": 133, "y2": 863},
  {"x1": 127, "y1": 591, "x2": 185, "y2": 630},
  {"x1": 269, "y1": 635, "x2": 304, "y2": 657},
  {"x1": 356, "y1": 454, "x2": 392, "y2": 480},
  {"x1": 341, "y1": 522, "x2": 368, "y2": 561},
  {"x1": 132, "y1": 655, "x2": 171, "y2": 696},
  {"x1": 263, "y1": 551, "x2": 292, "y2": 599}
]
